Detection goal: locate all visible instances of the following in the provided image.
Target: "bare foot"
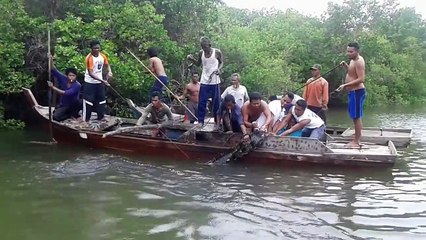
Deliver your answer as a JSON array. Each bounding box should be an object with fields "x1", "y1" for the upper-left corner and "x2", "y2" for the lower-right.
[{"x1": 345, "y1": 141, "x2": 361, "y2": 148}]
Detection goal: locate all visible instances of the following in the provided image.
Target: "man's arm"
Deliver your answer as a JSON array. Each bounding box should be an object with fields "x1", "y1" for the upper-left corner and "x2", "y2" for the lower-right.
[
  {"x1": 165, "y1": 105, "x2": 174, "y2": 121},
  {"x1": 178, "y1": 85, "x2": 189, "y2": 100},
  {"x1": 220, "y1": 87, "x2": 229, "y2": 100},
  {"x1": 273, "y1": 113, "x2": 290, "y2": 134},
  {"x1": 47, "y1": 81, "x2": 65, "y2": 95},
  {"x1": 86, "y1": 55, "x2": 103, "y2": 81},
  {"x1": 187, "y1": 51, "x2": 202, "y2": 67},
  {"x1": 148, "y1": 58, "x2": 155, "y2": 74},
  {"x1": 136, "y1": 105, "x2": 152, "y2": 125},
  {"x1": 242, "y1": 106, "x2": 251, "y2": 128},
  {"x1": 322, "y1": 80, "x2": 329, "y2": 108},
  {"x1": 51, "y1": 68, "x2": 67, "y2": 86},
  {"x1": 280, "y1": 119, "x2": 310, "y2": 136},
  {"x1": 340, "y1": 61, "x2": 349, "y2": 71},
  {"x1": 262, "y1": 102, "x2": 272, "y2": 130},
  {"x1": 216, "y1": 49, "x2": 224, "y2": 73}
]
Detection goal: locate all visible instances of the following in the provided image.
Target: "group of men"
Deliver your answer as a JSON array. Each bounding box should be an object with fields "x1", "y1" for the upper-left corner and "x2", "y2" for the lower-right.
[
  {"x1": 48, "y1": 40, "x2": 112, "y2": 125},
  {"x1": 49, "y1": 37, "x2": 366, "y2": 147}
]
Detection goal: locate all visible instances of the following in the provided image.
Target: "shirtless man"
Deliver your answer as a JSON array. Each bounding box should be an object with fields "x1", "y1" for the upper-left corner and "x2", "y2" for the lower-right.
[
  {"x1": 336, "y1": 42, "x2": 366, "y2": 147},
  {"x1": 147, "y1": 47, "x2": 168, "y2": 99},
  {"x1": 179, "y1": 72, "x2": 200, "y2": 123},
  {"x1": 241, "y1": 92, "x2": 272, "y2": 133}
]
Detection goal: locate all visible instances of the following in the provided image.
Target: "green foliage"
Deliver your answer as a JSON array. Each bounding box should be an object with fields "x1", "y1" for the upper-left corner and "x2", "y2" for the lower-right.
[
  {"x1": 0, "y1": 104, "x2": 25, "y2": 129},
  {"x1": 0, "y1": 0, "x2": 39, "y2": 94},
  {"x1": 0, "y1": 0, "x2": 425, "y2": 127}
]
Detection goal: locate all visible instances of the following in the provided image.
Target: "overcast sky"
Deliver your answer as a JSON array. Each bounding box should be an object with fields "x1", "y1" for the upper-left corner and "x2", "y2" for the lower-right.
[{"x1": 222, "y1": 0, "x2": 426, "y2": 19}]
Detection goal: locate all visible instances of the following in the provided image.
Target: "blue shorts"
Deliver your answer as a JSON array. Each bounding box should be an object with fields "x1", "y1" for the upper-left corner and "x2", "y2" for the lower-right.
[{"x1": 348, "y1": 88, "x2": 366, "y2": 119}]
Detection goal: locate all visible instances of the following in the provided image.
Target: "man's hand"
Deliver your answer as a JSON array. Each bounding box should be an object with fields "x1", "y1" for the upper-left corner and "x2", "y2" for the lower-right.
[
  {"x1": 186, "y1": 54, "x2": 194, "y2": 60},
  {"x1": 335, "y1": 84, "x2": 345, "y2": 92},
  {"x1": 242, "y1": 134, "x2": 250, "y2": 143},
  {"x1": 101, "y1": 79, "x2": 110, "y2": 86},
  {"x1": 340, "y1": 61, "x2": 348, "y2": 67},
  {"x1": 260, "y1": 125, "x2": 267, "y2": 132},
  {"x1": 47, "y1": 81, "x2": 53, "y2": 88},
  {"x1": 107, "y1": 72, "x2": 113, "y2": 78},
  {"x1": 251, "y1": 121, "x2": 258, "y2": 129}
]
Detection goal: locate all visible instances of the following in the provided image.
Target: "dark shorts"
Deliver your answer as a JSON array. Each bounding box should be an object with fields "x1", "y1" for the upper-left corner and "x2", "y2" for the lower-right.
[
  {"x1": 185, "y1": 100, "x2": 198, "y2": 122},
  {"x1": 348, "y1": 88, "x2": 366, "y2": 119}
]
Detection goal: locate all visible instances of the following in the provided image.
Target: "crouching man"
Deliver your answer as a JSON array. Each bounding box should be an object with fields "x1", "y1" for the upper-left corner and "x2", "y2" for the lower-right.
[
  {"x1": 278, "y1": 99, "x2": 325, "y2": 139},
  {"x1": 241, "y1": 92, "x2": 272, "y2": 133},
  {"x1": 216, "y1": 94, "x2": 249, "y2": 141},
  {"x1": 136, "y1": 91, "x2": 174, "y2": 137}
]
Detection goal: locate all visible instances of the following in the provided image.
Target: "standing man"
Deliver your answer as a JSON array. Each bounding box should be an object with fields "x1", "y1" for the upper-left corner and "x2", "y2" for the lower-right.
[
  {"x1": 221, "y1": 73, "x2": 249, "y2": 108},
  {"x1": 147, "y1": 47, "x2": 168, "y2": 100},
  {"x1": 48, "y1": 54, "x2": 82, "y2": 122},
  {"x1": 337, "y1": 42, "x2": 366, "y2": 147},
  {"x1": 178, "y1": 72, "x2": 200, "y2": 123},
  {"x1": 303, "y1": 64, "x2": 329, "y2": 123},
  {"x1": 241, "y1": 92, "x2": 272, "y2": 133},
  {"x1": 187, "y1": 37, "x2": 223, "y2": 126},
  {"x1": 83, "y1": 40, "x2": 112, "y2": 122}
]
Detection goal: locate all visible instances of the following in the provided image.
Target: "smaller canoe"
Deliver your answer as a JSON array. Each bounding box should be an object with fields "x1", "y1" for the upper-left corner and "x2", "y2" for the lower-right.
[{"x1": 326, "y1": 126, "x2": 412, "y2": 148}]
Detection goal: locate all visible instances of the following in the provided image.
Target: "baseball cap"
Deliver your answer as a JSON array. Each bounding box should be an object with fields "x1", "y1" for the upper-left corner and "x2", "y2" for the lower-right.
[{"x1": 310, "y1": 64, "x2": 321, "y2": 70}]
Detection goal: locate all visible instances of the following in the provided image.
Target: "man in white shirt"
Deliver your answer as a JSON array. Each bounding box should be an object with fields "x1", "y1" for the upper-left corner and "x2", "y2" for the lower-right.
[
  {"x1": 278, "y1": 99, "x2": 325, "y2": 139},
  {"x1": 221, "y1": 73, "x2": 249, "y2": 108}
]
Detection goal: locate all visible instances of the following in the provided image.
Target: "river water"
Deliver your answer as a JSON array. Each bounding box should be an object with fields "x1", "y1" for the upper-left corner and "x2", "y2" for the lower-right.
[{"x1": 1, "y1": 106, "x2": 426, "y2": 240}]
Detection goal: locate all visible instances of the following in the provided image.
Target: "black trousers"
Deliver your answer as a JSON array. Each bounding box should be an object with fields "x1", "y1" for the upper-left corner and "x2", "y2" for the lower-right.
[
  {"x1": 53, "y1": 99, "x2": 82, "y2": 122},
  {"x1": 83, "y1": 83, "x2": 106, "y2": 121}
]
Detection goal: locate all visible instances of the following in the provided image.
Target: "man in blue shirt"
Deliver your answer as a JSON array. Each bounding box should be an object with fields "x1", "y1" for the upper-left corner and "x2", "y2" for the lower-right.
[
  {"x1": 216, "y1": 94, "x2": 249, "y2": 141},
  {"x1": 48, "y1": 55, "x2": 82, "y2": 121}
]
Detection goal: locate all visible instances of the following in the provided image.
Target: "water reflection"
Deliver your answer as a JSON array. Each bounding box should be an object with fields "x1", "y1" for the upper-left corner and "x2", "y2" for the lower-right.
[{"x1": 1, "y1": 105, "x2": 426, "y2": 239}]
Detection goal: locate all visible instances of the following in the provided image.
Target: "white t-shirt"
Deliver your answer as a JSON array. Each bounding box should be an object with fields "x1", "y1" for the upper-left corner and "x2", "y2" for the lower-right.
[
  {"x1": 291, "y1": 106, "x2": 324, "y2": 129},
  {"x1": 268, "y1": 100, "x2": 285, "y2": 124},
  {"x1": 201, "y1": 48, "x2": 220, "y2": 85},
  {"x1": 84, "y1": 53, "x2": 109, "y2": 84},
  {"x1": 221, "y1": 85, "x2": 249, "y2": 108}
]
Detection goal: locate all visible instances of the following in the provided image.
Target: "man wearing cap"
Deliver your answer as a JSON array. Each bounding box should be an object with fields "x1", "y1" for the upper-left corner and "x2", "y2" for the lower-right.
[{"x1": 303, "y1": 64, "x2": 329, "y2": 123}]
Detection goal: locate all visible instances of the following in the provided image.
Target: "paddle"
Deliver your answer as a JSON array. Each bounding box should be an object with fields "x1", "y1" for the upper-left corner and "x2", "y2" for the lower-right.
[
  {"x1": 207, "y1": 130, "x2": 267, "y2": 165},
  {"x1": 47, "y1": 28, "x2": 56, "y2": 144}
]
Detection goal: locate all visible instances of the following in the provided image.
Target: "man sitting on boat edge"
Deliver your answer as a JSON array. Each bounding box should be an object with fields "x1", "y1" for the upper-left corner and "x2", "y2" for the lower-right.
[
  {"x1": 136, "y1": 91, "x2": 174, "y2": 137},
  {"x1": 277, "y1": 99, "x2": 326, "y2": 140}
]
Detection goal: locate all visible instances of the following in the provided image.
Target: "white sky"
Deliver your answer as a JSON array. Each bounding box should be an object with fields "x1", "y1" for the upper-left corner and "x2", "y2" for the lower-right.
[{"x1": 222, "y1": 0, "x2": 426, "y2": 19}]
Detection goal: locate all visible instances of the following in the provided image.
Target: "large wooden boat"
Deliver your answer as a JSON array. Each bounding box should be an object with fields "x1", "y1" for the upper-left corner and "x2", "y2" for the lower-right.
[{"x1": 23, "y1": 88, "x2": 398, "y2": 167}]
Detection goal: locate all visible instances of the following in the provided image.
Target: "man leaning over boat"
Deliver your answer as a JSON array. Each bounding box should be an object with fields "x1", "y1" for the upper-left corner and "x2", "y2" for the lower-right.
[
  {"x1": 136, "y1": 91, "x2": 174, "y2": 137},
  {"x1": 277, "y1": 99, "x2": 326, "y2": 140}
]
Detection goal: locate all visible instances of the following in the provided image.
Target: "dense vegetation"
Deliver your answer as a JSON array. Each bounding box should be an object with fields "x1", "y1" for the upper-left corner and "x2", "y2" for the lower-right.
[{"x1": 0, "y1": 0, "x2": 425, "y2": 126}]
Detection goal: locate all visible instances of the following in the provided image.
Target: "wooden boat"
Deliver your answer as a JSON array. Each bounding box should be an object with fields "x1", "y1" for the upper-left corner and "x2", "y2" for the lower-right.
[
  {"x1": 23, "y1": 88, "x2": 398, "y2": 167},
  {"x1": 326, "y1": 126, "x2": 412, "y2": 148}
]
